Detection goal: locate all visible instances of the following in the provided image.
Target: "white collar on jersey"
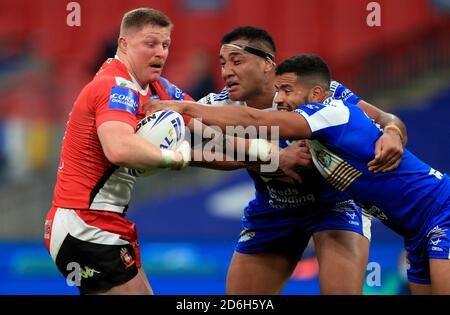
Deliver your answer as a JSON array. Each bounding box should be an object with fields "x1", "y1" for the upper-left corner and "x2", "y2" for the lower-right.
[
  {"x1": 114, "y1": 55, "x2": 150, "y2": 96},
  {"x1": 322, "y1": 96, "x2": 333, "y2": 105}
]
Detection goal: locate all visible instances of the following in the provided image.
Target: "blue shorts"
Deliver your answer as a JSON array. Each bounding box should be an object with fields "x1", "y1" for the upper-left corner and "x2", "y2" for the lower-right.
[
  {"x1": 235, "y1": 200, "x2": 371, "y2": 259},
  {"x1": 405, "y1": 197, "x2": 450, "y2": 284}
]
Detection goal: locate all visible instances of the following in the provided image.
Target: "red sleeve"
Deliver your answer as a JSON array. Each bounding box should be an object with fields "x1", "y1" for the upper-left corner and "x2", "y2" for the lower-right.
[
  {"x1": 181, "y1": 114, "x2": 192, "y2": 125},
  {"x1": 91, "y1": 79, "x2": 138, "y2": 129},
  {"x1": 97, "y1": 110, "x2": 137, "y2": 129}
]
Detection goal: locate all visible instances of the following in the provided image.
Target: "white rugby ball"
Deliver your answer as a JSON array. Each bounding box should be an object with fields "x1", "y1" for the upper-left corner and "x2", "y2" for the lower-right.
[{"x1": 128, "y1": 110, "x2": 186, "y2": 177}]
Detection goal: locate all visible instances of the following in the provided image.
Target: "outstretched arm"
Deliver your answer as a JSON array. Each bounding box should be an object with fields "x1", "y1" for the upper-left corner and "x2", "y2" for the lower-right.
[{"x1": 146, "y1": 99, "x2": 312, "y2": 140}]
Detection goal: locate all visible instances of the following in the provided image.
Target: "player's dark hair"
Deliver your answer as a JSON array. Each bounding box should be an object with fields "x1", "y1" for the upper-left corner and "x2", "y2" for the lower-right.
[
  {"x1": 121, "y1": 8, "x2": 172, "y2": 34},
  {"x1": 221, "y1": 26, "x2": 276, "y2": 56},
  {"x1": 276, "y1": 54, "x2": 331, "y2": 88}
]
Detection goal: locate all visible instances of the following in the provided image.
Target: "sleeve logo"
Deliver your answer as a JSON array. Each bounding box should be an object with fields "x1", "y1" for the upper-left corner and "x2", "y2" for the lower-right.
[{"x1": 108, "y1": 86, "x2": 139, "y2": 115}]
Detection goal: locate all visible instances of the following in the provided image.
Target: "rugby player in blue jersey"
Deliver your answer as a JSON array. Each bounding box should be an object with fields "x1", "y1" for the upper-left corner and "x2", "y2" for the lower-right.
[
  {"x1": 195, "y1": 27, "x2": 372, "y2": 294},
  {"x1": 148, "y1": 27, "x2": 408, "y2": 294},
  {"x1": 152, "y1": 54, "x2": 449, "y2": 294}
]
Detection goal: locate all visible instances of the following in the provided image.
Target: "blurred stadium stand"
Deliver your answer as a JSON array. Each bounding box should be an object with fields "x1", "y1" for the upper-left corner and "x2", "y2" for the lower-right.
[{"x1": 0, "y1": 0, "x2": 449, "y2": 294}]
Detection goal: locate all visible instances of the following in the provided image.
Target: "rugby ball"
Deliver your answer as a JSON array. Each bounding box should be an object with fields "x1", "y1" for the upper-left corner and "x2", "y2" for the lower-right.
[{"x1": 128, "y1": 110, "x2": 186, "y2": 177}]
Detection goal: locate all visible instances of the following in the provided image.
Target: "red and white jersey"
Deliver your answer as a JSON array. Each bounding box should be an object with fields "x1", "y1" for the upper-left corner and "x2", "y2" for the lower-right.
[{"x1": 52, "y1": 57, "x2": 192, "y2": 214}]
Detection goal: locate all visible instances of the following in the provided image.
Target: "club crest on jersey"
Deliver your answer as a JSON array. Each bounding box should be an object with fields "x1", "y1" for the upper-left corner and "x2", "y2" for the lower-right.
[
  {"x1": 310, "y1": 140, "x2": 362, "y2": 192},
  {"x1": 108, "y1": 86, "x2": 139, "y2": 115},
  {"x1": 317, "y1": 150, "x2": 332, "y2": 168},
  {"x1": 120, "y1": 247, "x2": 135, "y2": 269}
]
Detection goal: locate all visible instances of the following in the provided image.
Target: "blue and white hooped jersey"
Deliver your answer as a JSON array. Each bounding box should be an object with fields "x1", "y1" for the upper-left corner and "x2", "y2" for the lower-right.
[
  {"x1": 295, "y1": 99, "x2": 450, "y2": 238},
  {"x1": 198, "y1": 87, "x2": 246, "y2": 106},
  {"x1": 199, "y1": 81, "x2": 360, "y2": 108}
]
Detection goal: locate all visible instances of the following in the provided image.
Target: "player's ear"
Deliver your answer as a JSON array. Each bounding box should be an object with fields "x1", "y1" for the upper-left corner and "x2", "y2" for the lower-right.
[
  {"x1": 263, "y1": 58, "x2": 275, "y2": 73},
  {"x1": 117, "y1": 36, "x2": 128, "y2": 54},
  {"x1": 310, "y1": 86, "x2": 324, "y2": 103}
]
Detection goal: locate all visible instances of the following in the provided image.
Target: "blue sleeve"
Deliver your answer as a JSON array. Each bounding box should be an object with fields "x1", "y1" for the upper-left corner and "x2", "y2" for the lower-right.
[
  {"x1": 160, "y1": 77, "x2": 187, "y2": 100},
  {"x1": 330, "y1": 81, "x2": 361, "y2": 106}
]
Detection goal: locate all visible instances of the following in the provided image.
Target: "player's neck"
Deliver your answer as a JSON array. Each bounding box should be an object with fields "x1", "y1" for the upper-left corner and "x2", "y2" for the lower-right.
[
  {"x1": 245, "y1": 85, "x2": 276, "y2": 110},
  {"x1": 115, "y1": 53, "x2": 149, "y2": 90},
  {"x1": 319, "y1": 90, "x2": 333, "y2": 103}
]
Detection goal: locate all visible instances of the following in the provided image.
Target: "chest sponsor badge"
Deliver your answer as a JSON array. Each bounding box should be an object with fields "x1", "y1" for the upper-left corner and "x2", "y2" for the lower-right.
[{"x1": 108, "y1": 86, "x2": 139, "y2": 115}]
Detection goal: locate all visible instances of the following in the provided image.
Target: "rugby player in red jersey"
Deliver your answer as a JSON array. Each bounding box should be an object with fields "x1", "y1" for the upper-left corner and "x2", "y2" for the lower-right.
[{"x1": 44, "y1": 8, "x2": 192, "y2": 295}]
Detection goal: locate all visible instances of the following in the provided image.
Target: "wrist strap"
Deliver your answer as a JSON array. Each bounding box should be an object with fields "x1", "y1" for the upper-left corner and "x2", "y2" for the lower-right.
[
  {"x1": 159, "y1": 149, "x2": 177, "y2": 168},
  {"x1": 384, "y1": 125, "x2": 404, "y2": 144},
  {"x1": 248, "y1": 139, "x2": 272, "y2": 162}
]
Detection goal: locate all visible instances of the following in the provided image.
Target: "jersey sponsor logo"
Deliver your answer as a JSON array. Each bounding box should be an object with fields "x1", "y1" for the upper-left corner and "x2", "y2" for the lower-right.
[
  {"x1": 172, "y1": 86, "x2": 184, "y2": 100},
  {"x1": 108, "y1": 86, "x2": 139, "y2": 115},
  {"x1": 161, "y1": 77, "x2": 185, "y2": 100},
  {"x1": 337, "y1": 88, "x2": 352, "y2": 101},
  {"x1": 310, "y1": 140, "x2": 362, "y2": 191},
  {"x1": 267, "y1": 189, "x2": 315, "y2": 209}
]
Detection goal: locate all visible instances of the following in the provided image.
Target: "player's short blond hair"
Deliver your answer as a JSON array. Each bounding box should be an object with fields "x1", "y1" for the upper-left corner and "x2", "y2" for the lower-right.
[{"x1": 120, "y1": 8, "x2": 172, "y2": 35}]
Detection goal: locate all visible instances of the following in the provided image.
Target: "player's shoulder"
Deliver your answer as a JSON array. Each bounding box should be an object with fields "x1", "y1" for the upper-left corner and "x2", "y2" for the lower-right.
[
  {"x1": 198, "y1": 87, "x2": 230, "y2": 104},
  {"x1": 85, "y1": 74, "x2": 139, "y2": 100},
  {"x1": 295, "y1": 102, "x2": 326, "y2": 114},
  {"x1": 155, "y1": 76, "x2": 188, "y2": 100},
  {"x1": 295, "y1": 99, "x2": 349, "y2": 116}
]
